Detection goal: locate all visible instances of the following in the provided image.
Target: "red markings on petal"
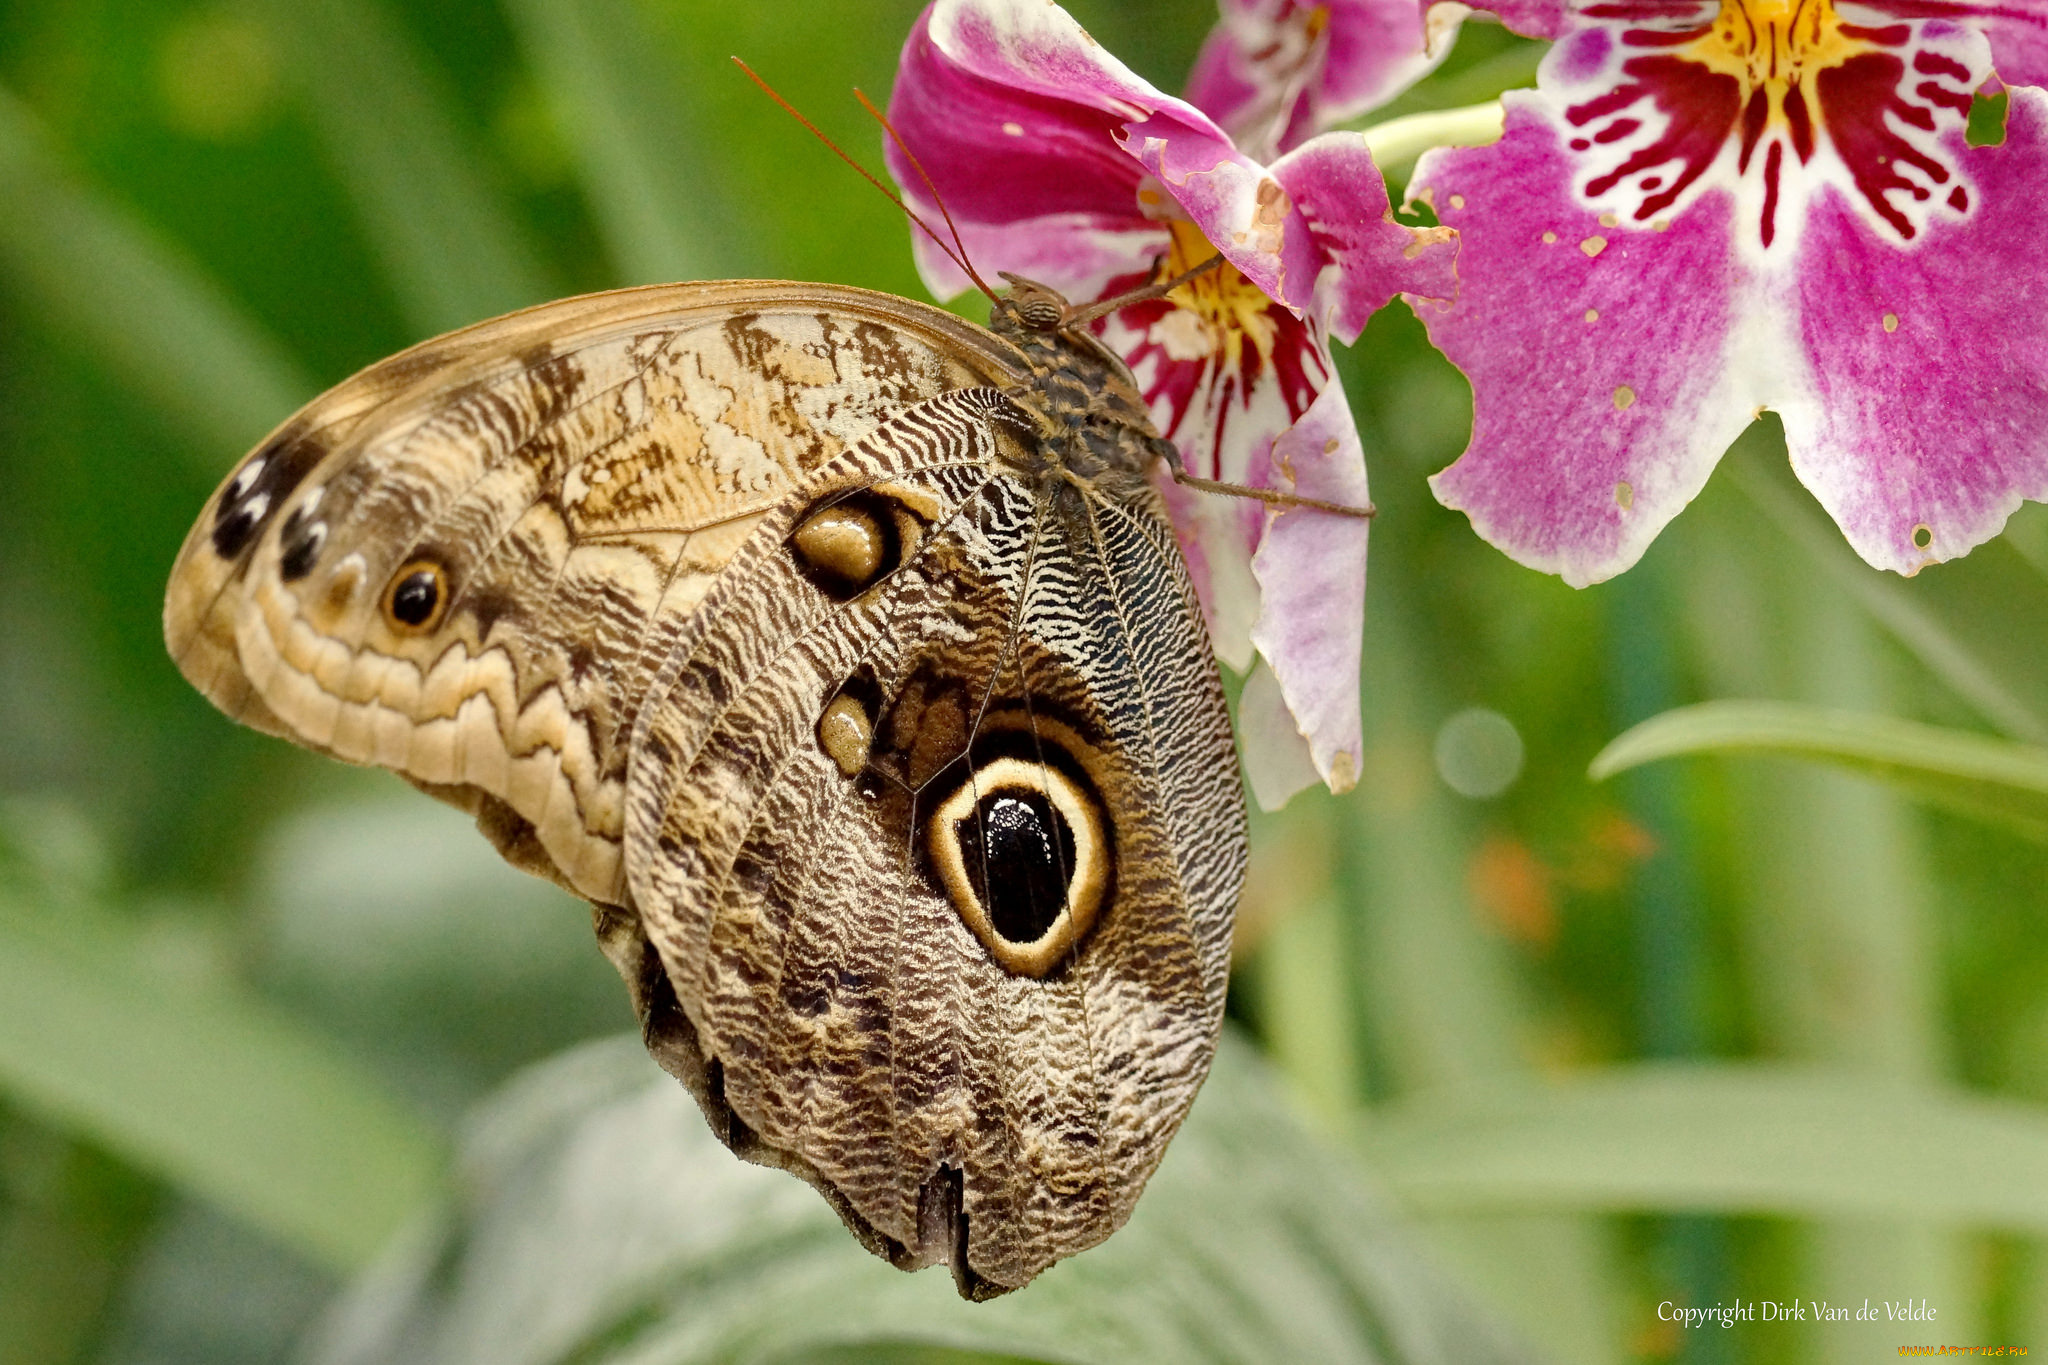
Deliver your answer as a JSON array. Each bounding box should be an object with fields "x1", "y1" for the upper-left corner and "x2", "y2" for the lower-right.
[
  {"x1": 1572, "y1": 55, "x2": 1742, "y2": 220},
  {"x1": 1785, "y1": 81, "x2": 1815, "y2": 160},
  {"x1": 1739, "y1": 84, "x2": 1770, "y2": 168},
  {"x1": 1818, "y1": 50, "x2": 1951, "y2": 239},
  {"x1": 1913, "y1": 48, "x2": 1970, "y2": 82},
  {"x1": 1761, "y1": 139, "x2": 1784, "y2": 246},
  {"x1": 1839, "y1": 22, "x2": 1911, "y2": 45},
  {"x1": 1916, "y1": 79, "x2": 1975, "y2": 116}
]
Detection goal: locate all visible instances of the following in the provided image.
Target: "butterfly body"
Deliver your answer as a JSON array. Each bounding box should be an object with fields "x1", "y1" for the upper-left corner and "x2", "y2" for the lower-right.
[{"x1": 166, "y1": 280, "x2": 1247, "y2": 1297}]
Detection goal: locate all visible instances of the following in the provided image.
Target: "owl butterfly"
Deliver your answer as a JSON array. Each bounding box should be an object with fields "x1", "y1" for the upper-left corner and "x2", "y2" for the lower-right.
[{"x1": 164, "y1": 276, "x2": 1248, "y2": 1298}]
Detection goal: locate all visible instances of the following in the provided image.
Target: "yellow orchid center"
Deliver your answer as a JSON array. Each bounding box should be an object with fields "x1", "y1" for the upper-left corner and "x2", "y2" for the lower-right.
[
  {"x1": 1691, "y1": 0, "x2": 1869, "y2": 141},
  {"x1": 1152, "y1": 220, "x2": 1281, "y2": 372},
  {"x1": 1702, "y1": 0, "x2": 1858, "y2": 80}
]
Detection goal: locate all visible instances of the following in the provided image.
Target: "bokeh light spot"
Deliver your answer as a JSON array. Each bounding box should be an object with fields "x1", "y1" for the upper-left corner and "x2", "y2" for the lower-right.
[{"x1": 1433, "y1": 708, "x2": 1525, "y2": 798}]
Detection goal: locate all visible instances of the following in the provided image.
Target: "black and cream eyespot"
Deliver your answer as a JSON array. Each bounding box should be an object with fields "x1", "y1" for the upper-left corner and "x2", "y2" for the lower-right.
[
  {"x1": 926, "y1": 750, "x2": 1112, "y2": 979},
  {"x1": 277, "y1": 491, "x2": 328, "y2": 583},
  {"x1": 786, "y1": 488, "x2": 927, "y2": 601},
  {"x1": 381, "y1": 559, "x2": 450, "y2": 633},
  {"x1": 211, "y1": 491, "x2": 272, "y2": 560},
  {"x1": 224, "y1": 455, "x2": 267, "y2": 503},
  {"x1": 208, "y1": 429, "x2": 329, "y2": 561}
]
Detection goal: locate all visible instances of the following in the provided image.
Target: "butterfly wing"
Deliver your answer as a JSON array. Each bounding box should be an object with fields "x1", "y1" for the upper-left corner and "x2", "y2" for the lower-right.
[
  {"x1": 626, "y1": 386, "x2": 1247, "y2": 1296},
  {"x1": 165, "y1": 281, "x2": 1026, "y2": 905}
]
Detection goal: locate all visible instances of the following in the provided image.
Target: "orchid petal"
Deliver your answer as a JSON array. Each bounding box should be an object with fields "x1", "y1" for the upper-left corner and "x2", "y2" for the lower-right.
[
  {"x1": 1154, "y1": 462, "x2": 1264, "y2": 674},
  {"x1": 887, "y1": 4, "x2": 1146, "y2": 232},
  {"x1": 1121, "y1": 124, "x2": 1321, "y2": 308},
  {"x1": 1785, "y1": 86, "x2": 2048, "y2": 574},
  {"x1": 1433, "y1": 0, "x2": 1572, "y2": 41},
  {"x1": 1836, "y1": 1, "x2": 2048, "y2": 87},
  {"x1": 1420, "y1": 0, "x2": 2048, "y2": 582},
  {"x1": 1451, "y1": 0, "x2": 2048, "y2": 84},
  {"x1": 1248, "y1": 379, "x2": 1370, "y2": 794},
  {"x1": 1272, "y1": 131, "x2": 1458, "y2": 339},
  {"x1": 1189, "y1": 0, "x2": 1449, "y2": 155},
  {"x1": 895, "y1": 1, "x2": 1339, "y2": 317},
  {"x1": 1099, "y1": 258, "x2": 1332, "y2": 487},
  {"x1": 904, "y1": 209, "x2": 1164, "y2": 306},
  {"x1": 1239, "y1": 659, "x2": 1326, "y2": 809},
  {"x1": 1413, "y1": 98, "x2": 1767, "y2": 585}
]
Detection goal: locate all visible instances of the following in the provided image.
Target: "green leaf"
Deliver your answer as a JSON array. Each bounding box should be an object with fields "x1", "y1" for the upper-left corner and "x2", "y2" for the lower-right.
[
  {"x1": 1362, "y1": 1063, "x2": 2048, "y2": 1230},
  {"x1": 500, "y1": 0, "x2": 732, "y2": 286},
  {"x1": 1731, "y1": 459, "x2": 2048, "y2": 744},
  {"x1": 1589, "y1": 699, "x2": 2048, "y2": 840},
  {"x1": 0, "y1": 853, "x2": 447, "y2": 1271},
  {"x1": 0, "y1": 84, "x2": 309, "y2": 459},
  {"x1": 252, "y1": 0, "x2": 554, "y2": 334},
  {"x1": 303, "y1": 1034, "x2": 1534, "y2": 1365}
]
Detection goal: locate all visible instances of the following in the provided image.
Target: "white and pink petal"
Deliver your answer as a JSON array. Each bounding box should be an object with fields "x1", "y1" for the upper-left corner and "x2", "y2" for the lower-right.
[
  {"x1": 1247, "y1": 379, "x2": 1371, "y2": 795},
  {"x1": 1272, "y1": 131, "x2": 1459, "y2": 337},
  {"x1": 887, "y1": 4, "x2": 1149, "y2": 235},
  {"x1": 1785, "y1": 85, "x2": 2048, "y2": 573},
  {"x1": 1413, "y1": 100, "x2": 1777, "y2": 585},
  {"x1": 1869, "y1": 1, "x2": 2048, "y2": 87}
]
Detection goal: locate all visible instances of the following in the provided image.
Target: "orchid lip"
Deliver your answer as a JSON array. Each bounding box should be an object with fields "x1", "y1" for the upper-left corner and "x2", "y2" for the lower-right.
[{"x1": 1550, "y1": 0, "x2": 1986, "y2": 257}]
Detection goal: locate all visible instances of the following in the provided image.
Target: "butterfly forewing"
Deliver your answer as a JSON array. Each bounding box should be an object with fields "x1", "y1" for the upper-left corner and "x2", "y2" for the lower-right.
[{"x1": 166, "y1": 282, "x2": 1024, "y2": 904}]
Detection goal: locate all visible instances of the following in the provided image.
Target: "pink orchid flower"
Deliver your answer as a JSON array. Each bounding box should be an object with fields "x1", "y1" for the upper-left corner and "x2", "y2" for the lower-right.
[
  {"x1": 1407, "y1": 0, "x2": 2048, "y2": 584},
  {"x1": 885, "y1": 0, "x2": 1454, "y2": 805},
  {"x1": 1187, "y1": 0, "x2": 1454, "y2": 157}
]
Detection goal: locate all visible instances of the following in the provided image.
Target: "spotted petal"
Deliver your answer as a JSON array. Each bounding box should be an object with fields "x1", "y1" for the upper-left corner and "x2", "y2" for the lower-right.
[
  {"x1": 1273, "y1": 132, "x2": 1458, "y2": 337},
  {"x1": 1787, "y1": 86, "x2": 2048, "y2": 572},
  {"x1": 1415, "y1": 99, "x2": 1764, "y2": 584},
  {"x1": 1417, "y1": 0, "x2": 2048, "y2": 580}
]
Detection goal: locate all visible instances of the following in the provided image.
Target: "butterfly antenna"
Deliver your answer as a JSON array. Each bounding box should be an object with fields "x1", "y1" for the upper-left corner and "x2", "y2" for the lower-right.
[
  {"x1": 732, "y1": 59, "x2": 995, "y2": 304},
  {"x1": 1174, "y1": 469, "x2": 1376, "y2": 519},
  {"x1": 851, "y1": 88, "x2": 999, "y2": 304},
  {"x1": 1061, "y1": 252, "x2": 1228, "y2": 328}
]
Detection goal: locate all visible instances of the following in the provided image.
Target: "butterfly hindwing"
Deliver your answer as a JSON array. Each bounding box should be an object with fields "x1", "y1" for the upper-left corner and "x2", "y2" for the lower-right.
[{"x1": 624, "y1": 386, "x2": 1245, "y2": 1296}]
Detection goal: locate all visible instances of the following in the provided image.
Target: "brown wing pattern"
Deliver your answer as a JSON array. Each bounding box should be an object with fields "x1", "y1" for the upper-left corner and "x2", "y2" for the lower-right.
[
  {"x1": 624, "y1": 387, "x2": 1246, "y2": 1296},
  {"x1": 164, "y1": 282, "x2": 1026, "y2": 904}
]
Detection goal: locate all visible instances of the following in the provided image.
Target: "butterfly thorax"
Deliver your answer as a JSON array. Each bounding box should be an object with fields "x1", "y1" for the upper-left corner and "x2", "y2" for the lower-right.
[{"x1": 988, "y1": 298, "x2": 1174, "y2": 509}]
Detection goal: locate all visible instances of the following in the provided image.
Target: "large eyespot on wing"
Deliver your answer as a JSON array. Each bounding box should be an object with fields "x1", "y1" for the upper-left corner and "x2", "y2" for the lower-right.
[
  {"x1": 164, "y1": 281, "x2": 1030, "y2": 905},
  {"x1": 922, "y1": 721, "x2": 1114, "y2": 980},
  {"x1": 623, "y1": 387, "x2": 1245, "y2": 1298}
]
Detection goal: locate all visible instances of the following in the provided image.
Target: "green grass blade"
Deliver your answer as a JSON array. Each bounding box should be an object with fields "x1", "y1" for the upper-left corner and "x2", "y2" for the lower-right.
[
  {"x1": 0, "y1": 886, "x2": 447, "y2": 1272},
  {"x1": 255, "y1": 0, "x2": 554, "y2": 333},
  {"x1": 0, "y1": 84, "x2": 308, "y2": 458},
  {"x1": 1590, "y1": 698, "x2": 2048, "y2": 840},
  {"x1": 1364, "y1": 1063, "x2": 2048, "y2": 1230},
  {"x1": 500, "y1": 0, "x2": 729, "y2": 285}
]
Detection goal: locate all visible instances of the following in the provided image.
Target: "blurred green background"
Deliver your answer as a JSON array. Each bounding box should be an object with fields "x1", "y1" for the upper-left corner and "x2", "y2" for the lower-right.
[{"x1": 4, "y1": 1, "x2": 2048, "y2": 1362}]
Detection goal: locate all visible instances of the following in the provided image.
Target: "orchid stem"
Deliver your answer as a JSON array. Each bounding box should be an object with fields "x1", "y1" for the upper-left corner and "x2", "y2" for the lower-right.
[{"x1": 1350, "y1": 100, "x2": 1506, "y2": 185}]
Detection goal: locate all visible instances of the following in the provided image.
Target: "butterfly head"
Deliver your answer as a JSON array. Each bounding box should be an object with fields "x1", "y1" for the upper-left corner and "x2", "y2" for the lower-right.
[{"x1": 990, "y1": 274, "x2": 1071, "y2": 334}]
